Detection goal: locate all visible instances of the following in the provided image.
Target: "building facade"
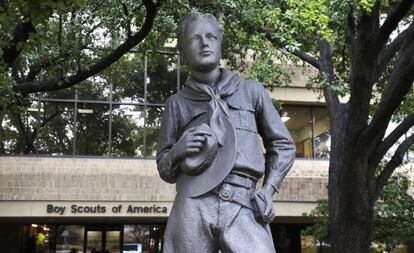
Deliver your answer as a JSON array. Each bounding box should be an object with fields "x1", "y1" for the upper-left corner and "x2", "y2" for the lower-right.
[
  {"x1": 0, "y1": 157, "x2": 329, "y2": 253},
  {"x1": 0, "y1": 51, "x2": 334, "y2": 253}
]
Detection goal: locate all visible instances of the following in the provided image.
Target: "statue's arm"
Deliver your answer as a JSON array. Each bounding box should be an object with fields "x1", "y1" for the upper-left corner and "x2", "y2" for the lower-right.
[
  {"x1": 255, "y1": 83, "x2": 296, "y2": 193},
  {"x1": 156, "y1": 97, "x2": 181, "y2": 183}
]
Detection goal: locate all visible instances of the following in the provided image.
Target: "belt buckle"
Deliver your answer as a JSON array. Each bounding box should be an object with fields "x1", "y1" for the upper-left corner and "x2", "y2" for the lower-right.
[{"x1": 219, "y1": 184, "x2": 234, "y2": 201}]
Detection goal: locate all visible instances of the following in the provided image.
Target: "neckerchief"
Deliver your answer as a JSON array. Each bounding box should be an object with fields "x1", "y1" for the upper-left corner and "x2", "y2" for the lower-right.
[{"x1": 178, "y1": 69, "x2": 239, "y2": 146}]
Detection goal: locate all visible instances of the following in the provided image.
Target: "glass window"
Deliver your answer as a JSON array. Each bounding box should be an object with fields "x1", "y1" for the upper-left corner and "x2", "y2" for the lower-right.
[
  {"x1": 281, "y1": 105, "x2": 313, "y2": 158},
  {"x1": 76, "y1": 103, "x2": 110, "y2": 156},
  {"x1": 0, "y1": 102, "x2": 39, "y2": 155},
  {"x1": 0, "y1": 111, "x2": 19, "y2": 155},
  {"x1": 146, "y1": 53, "x2": 179, "y2": 104},
  {"x1": 280, "y1": 105, "x2": 330, "y2": 159},
  {"x1": 148, "y1": 225, "x2": 164, "y2": 253},
  {"x1": 106, "y1": 231, "x2": 121, "y2": 253},
  {"x1": 123, "y1": 224, "x2": 165, "y2": 253},
  {"x1": 86, "y1": 231, "x2": 102, "y2": 253},
  {"x1": 123, "y1": 225, "x2": 150, "y2": 253},
  {"x1": 111, "y1": 105, "x2": 145, "y2": 157},
  {"x1": 37, "y1": 102, "x2": 75, "y2": 155},
  {"x1": 56, "y1": 225, "x2": 85, "y2": 253},
  {"x1": 144, "y1": 106, "x2": 164, "y2": 157},
  {"x1": 1, "y1": 50, "x2": 183, "y2": 157},
  {"x1": 313, "y1": 107, "x2": 331, "y2": 159},
  {"x1": 112, "y1": 53, "x2": 145, "y2": 103},
  {"x1": 42, "y1": 86, "x2": 76, "y2": 100},
  {"x1": 22, "y1": 224, "x2": 56, "y2": 253},
  {"x1": 77, "y1": 78, "x2": 111, "y2": 101}
]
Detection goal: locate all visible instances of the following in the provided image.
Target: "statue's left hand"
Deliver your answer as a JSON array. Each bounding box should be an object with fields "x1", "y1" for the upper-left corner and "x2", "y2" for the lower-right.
[{"x1": 252, "y1": 184, "x2": 276, "y2": 224}]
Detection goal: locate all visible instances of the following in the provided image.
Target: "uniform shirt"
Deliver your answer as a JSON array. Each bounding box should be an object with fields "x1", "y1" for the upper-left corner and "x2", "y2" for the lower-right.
[{"x1": 156, "y1": 69, "x2": 295, "y2": 192}]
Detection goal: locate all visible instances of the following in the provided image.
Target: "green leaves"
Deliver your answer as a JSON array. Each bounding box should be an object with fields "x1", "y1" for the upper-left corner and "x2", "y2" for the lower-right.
[
  {"x1": 281, "y1": 0, "x2": 333, "y2": 41},
  {"x1": 392, "y1": 86, "x2": 414, "y2": 122},
  {"x1": 304, "y1": 173, "x2": 414, "y2": 249},
  {"x1": 307, "y1": 73, "x2": 350, "y2": 98},
  {"x1": 302, "y1": 200, "x2": 329, "y2": 243},
  {"x1": 356, "y1": 0, "x2": 377, "y2": 12},
  {"x1": 244, "y1": 55, "x2": 293, "y2": 90},
  {"x1": 374, "y1": 173, "x2": 414, "y2": 250},
  {"x1": 0, "y1": 62, "x2": 17, "y2": 109}
]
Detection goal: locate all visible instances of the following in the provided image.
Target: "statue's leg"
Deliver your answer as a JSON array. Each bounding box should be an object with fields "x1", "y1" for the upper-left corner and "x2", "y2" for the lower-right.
[
  {"x1": 218, "y1": 202, "x2": 276, "y2": 253},
  {"x1": 163, "y1": 192, "x2": 220, "y2": 253}
]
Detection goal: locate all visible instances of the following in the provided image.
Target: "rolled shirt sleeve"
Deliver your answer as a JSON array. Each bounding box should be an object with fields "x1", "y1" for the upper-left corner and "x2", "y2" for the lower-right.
[{"x1": 255, "y1": 83, "x2": 296, "y2": 192}]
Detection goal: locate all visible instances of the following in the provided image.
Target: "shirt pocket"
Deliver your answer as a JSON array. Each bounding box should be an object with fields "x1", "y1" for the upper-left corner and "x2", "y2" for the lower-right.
[{"x1": 227, "y1": 99, "x2": 257, "y2": 133}]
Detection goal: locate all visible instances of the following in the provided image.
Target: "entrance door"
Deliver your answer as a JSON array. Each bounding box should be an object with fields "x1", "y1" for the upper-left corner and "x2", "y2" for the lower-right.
[{"x1": 85, "y1": 226, "x2": 122, "y2": 253}]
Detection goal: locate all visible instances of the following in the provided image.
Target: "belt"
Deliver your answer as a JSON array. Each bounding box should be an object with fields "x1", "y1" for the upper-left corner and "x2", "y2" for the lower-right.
[
  {"x1": 214, "y1": 183, "x2": 256, "y2": 211},
  {"x1": 213, "y1": 173, "x2": 258, "y2": 211},
  {"x1": 223, "y1": 173, "x2": 257, "y2": 189}
]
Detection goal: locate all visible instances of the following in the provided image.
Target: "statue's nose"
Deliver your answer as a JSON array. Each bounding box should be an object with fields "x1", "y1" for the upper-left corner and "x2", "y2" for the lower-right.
[{"x1": 200, "y1": 36, "x2": 208, "y2": 47}]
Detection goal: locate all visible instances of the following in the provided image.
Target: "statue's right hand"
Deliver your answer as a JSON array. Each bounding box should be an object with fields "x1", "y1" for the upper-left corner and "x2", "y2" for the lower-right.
[{"x1": 170, "y1": 124, "x2": 212, "y2": 163}]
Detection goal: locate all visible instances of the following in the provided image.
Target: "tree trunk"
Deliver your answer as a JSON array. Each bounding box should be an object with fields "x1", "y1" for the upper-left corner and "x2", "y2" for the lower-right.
[
  {"x1": 407, "y1": 240, "x2": 414, "y2": 253},
  {"x1": 328, "y1": 117, "x2": 375, "y2": 253},
  {"x1": 329, "y1": 160, "x2": 375, "y2": 252}
]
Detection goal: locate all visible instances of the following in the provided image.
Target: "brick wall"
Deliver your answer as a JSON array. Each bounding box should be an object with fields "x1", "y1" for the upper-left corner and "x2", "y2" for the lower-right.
[{"x1": 0, "y1": 156, "x2": 328, "y2": 202}]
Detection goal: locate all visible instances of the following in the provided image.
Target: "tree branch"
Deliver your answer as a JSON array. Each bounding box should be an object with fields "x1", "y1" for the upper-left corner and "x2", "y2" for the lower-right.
[
  {"x1": 374, "y1": 20, "x2": 414, "y2": 83},
  {"x1": 369, "y1": 112, "x2": 414, "y2": 172},
  {"x1": 363, "y1": 35, "x2": 414, "y2": 142},
  {"x1": 346, "y1": 3, "x2": 356, "y2": 50},
  {"x1": 58, "y1": 14, "x2": 63, "y2": 48},
  {"x1": 11, "y1": 112, "x2": 33, "y2": 153},
  {"x1": 24, "y1": 47, "x2": 87, "y2": 82},
  {"x1": 375, "y1": 134, "x2": 414, "y2": 199},
  {"x1": 12, "y1": 0, "x2": 160, "y2": 95},
  {"x1": 2, "y1": 20, "x2": 36, "y2": 67},
  {"x1": 356, "y1": 1, "x2": 381, "y2": 50},
  {"x1": 368, "y1": 0, "x2": 414, "y2": 59},
  {"x1": 292, "y1": 48, "x2": 321, "y2": 69},
  {"x1": 372, "y1": 1, "x2": 381, "y2": 32},
  {"x1": 263, "y1": 32, "x2": 321, "y2": 69},
  {"x1": 264, "y1": 26, "x2": 341, "y2": 117},
  {"x1": 86, "y1": 21, "x2": 103, "y2": 37},
  {"x1": 318, "y1": 39, "x2": 341, "y2": 113},
  {"x1": 119, "y1": 0, "x2": 132, "y2": 37},
  {"x1": 346, "y1": 4, "x2": 384, "y2": 135},
  {"x1": 31, "y1": 109, "x2": 63, "y2": 144}
]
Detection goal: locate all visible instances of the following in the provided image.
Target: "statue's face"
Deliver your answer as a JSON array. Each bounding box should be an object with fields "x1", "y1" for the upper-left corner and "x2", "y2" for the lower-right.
[{"x1": 182, "y1": 18, "x2": 221, "y2": 72}]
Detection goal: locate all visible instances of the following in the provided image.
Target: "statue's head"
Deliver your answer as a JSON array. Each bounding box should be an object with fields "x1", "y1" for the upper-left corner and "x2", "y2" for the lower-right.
[{"x1": 176, "y1": 13, "x2": 223, "y2": 72}]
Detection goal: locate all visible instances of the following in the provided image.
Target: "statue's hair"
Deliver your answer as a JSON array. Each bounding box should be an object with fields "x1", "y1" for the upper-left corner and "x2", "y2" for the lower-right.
[{"x1": 176, "y1": 12, "x2": 223, "y2": 52}]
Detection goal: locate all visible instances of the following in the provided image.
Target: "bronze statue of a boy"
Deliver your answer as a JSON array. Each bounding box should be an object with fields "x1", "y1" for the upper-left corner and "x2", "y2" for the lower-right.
[{"x1": 157, "y1": 12, "x2": 295, "y2": 253}]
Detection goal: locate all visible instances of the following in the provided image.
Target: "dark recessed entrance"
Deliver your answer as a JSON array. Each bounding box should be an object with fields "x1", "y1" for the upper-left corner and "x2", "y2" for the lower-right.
[
  {"x1": 14, "y1": 223, "x2": 165, "y2": 253},
  {"x1": 1, "y1": 222, "x2": 312, "y2": 253}
]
